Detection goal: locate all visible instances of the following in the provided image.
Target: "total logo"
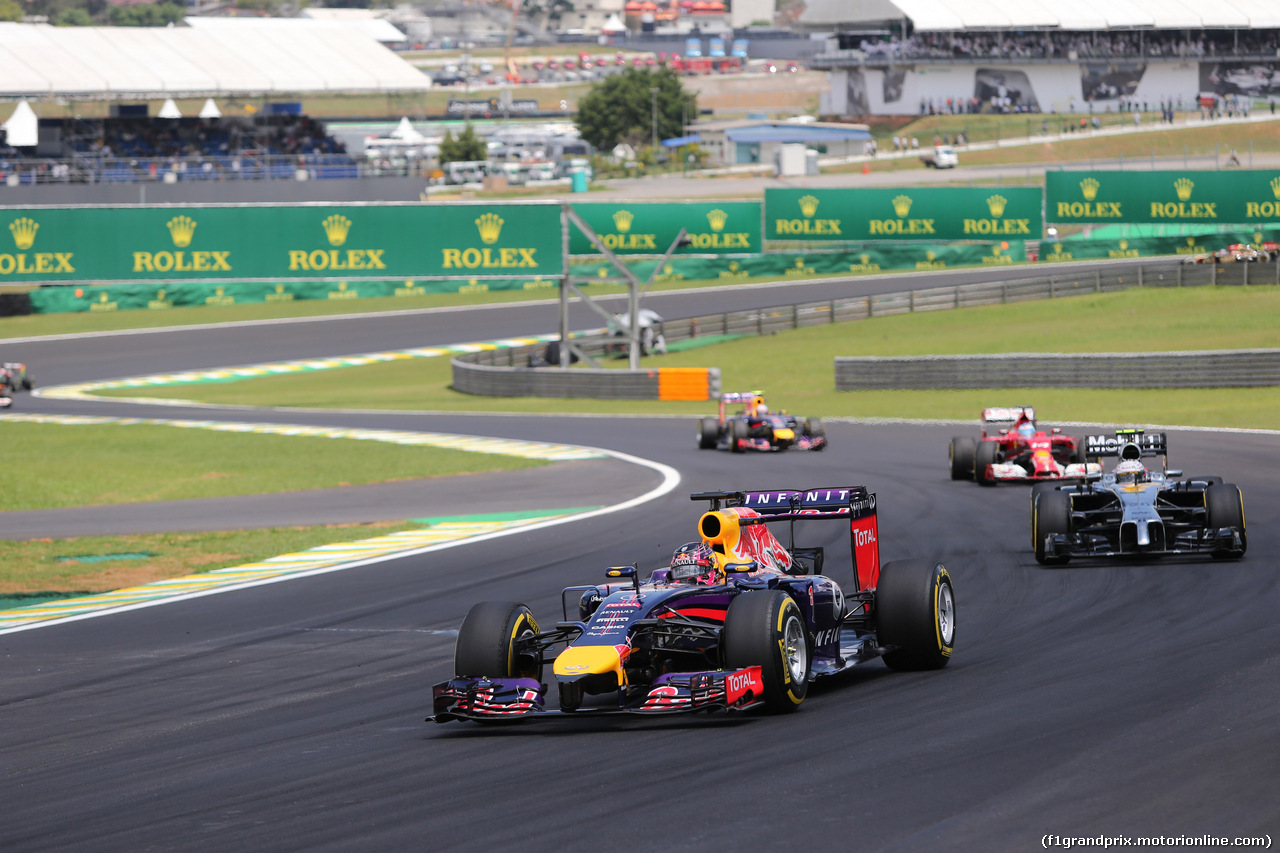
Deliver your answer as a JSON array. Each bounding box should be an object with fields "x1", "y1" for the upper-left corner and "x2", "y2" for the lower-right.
[
  {"x1": 288, "y1": 214, "x2": 388, "y2": 271},
  {"x1": 441, "y1": 212, "x2": 540, "y2": 269},
  {"x1": 1, "y1": 216, "x2": 76, "y2": 275},
  {"x1": 854, "y1": 527, "x2": 877, "y2": 547},
  {"x1": 134, "y1": 215, "x2": 232, "y2": 272}
]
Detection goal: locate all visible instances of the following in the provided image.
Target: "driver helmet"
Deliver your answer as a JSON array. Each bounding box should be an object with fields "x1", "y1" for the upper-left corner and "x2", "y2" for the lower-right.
[
  {"x1": 756, "y1": 402, "x2": 769, "y2": 415},
  {"x1": 1113, "y1": 459, "x2": 1147, "y2": 485},
  {"x1": 1016, "y1": 421, "x2": 1036, "y2": 439},
  {"x1": 668, "y1": 542, "x2": 718, "y2": 585}
]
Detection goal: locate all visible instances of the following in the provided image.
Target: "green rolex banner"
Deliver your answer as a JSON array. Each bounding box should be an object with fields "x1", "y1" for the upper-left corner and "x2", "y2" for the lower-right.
[
  {"x1": 0, "y1": 202, "x2": 563, "y2": 284},
  {"x1": 764, "y1": 187, "x2": 1043, "y2": 242},
  {"x1": 1046, "y1": 170, "x2": 1280, "y2": 224},
  {"x1": 568, "y1": 201, "x2": 761, "y2": 255}
]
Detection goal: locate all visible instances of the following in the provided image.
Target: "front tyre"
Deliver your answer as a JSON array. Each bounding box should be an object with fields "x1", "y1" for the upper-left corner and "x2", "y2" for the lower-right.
[
  {"x1": 1032, "y1": 489, "x2": 1072, "y2": 565},
  {"x1": 949, "y1": 436, "x2": 977, "y2": 480},
  {"x1": 975, "y1": 440, "x2": 999, "y2": 486},
  {"x1": 454, "y1": 601, "x2": 542, "y2": 680},
  {"x1": 876, "y1": 560, "x2": 955, "y2": 670},
  {"x1": 723, "y1": 590, "x2": 810, "y2": 712},
  {"x1": 1206, "y1": 483, "x2": 1247, "y2": 558}
]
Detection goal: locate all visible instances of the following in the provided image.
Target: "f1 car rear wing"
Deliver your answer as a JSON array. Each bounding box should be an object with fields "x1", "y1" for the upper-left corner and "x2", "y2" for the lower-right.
[
  {"x1": 982, "y1": 406, "x2": 1035, "y2": 425},
  {"x1": 719, "y1": 391, "x2": 765, "y2": 405},
  {"x1": 1085, "y1": 429, "x2": 1168, "y2": 460},
  {"x1": 691, "y1": 487, "x2": 880, "y2": 591}
]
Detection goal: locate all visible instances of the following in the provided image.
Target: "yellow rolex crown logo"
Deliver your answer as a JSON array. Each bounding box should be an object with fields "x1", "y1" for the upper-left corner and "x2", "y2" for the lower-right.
[
  {"x1": 8, "y1": 217, "x2": 37, "y2": 250},
  {"x1": 1080, "y1": 178, "x2": 1100, "y2": 201},
  {"x1": 1271, "y1": 177, "x2": 1280, "y2": 199},
  {"x1": 795, "y1": 257, "x2": 805, "y2": 267},
  {"x1": 706, "y1": 208, "x2": 728, "y2": 232},
  {"x1": 322, "y1": 214, "x2": 352, "y2": 246},
  {"x1": 860, "y1": 253, "x2": 870, "y2": 264},
  {"x1": 798, "y1": 195, "x2": 819, "y2": 218},
  {"x1": 992, "y1": 247, "x2": 1002, "y2": 256},
  {"x1": 986, "y1": 194, "x2": 1008, "y2": 217},
  {"x1": 729, "y1": 260, "x2": 739, "y2": 271},
  {"x1": 166, "y1": 215, "x2": 197, "y2": 248},
  {"x1": 926, "y1": 250, "x2": 936, "y2": 261},
  {"x1": 1187, "y1": 237, "x2": 1196, "y2": 246},
  {"x1": 275, "y1": 284, "x2": 286, "y2": 293},
  {"x1": 1174, "y1": 177, "x2": 1194, "y2": 201},
  {"x1": 892, "y1": 195, "x2": 913, "y2": 217},
  {"x1": 475, "y1": 212, "x2": 504, "y2": 244},
  {"x1": 612, "y1": 209, "x2": 634, "y2": 233},
  {"x1": 1255, "y1": 231, "x2": 1264, "y2": 243},
  {"x1": 1119, "y1": 239, "x2": 1128, "y2": 250},
  {"x1": 156, "y1": 289, "x2": 166, "y2": 300}
]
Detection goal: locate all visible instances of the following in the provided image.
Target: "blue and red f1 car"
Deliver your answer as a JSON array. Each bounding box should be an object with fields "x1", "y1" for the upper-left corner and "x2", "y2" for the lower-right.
[
  {"x1": 430, "y1": 485, "x2": 956, "y2": 723},
  {"x1": 697, "y1": 392, "x2": 827, "y2": 453}
]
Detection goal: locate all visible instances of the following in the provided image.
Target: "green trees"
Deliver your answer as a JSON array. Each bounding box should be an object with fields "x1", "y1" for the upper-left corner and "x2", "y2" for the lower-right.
[
  {"x1": 575, "y1": 68, "x2": 697, "y2": 153},
  {"x1": 0, "y1": 0, "x2": 24, "y2": 22},
  {"x1": 108, "y1": 2, "x2": 185, "y2": 26},
  {"x1": 438, "y1": 125, "x2": 487, "y2": 163}
]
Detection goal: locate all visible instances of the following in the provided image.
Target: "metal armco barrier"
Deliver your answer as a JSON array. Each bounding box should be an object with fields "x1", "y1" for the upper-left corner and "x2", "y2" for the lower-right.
[
  {"x1": 835, "y1": 349, "x2": 1280, "y2": 389},
  {"x1": 452, "y1": 257, "x2": 1267, "y2": 398},
  {"x1": 451, "y1": 339, "x2": 722, "y2": 399}
]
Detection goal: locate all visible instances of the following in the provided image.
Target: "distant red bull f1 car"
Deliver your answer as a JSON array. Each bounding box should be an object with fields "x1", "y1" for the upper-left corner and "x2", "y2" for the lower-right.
[
  {"x1": 430, "y1": 486, "x2": 955, "y2": 723},
  {"x1": 697, "y1": 392, "x2": 826, "y2": 453},
  {"x1": 0, "y1": 362, "x2": 32, "y2": 408},
  {"x1": 949, "y1": 406, "x2": 1098, "y2": 485}
]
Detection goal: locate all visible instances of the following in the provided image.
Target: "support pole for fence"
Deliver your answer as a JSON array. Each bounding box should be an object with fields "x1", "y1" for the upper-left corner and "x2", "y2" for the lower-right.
[
  {"x1": 954, "y1": 287, "x2": 959, "y2": 308},
  {"x1": 830, "y1": 299, "x2": 836, "y2": 322},
  {"x1": 1212, "y1": 263, "x2": 1217, "y2": 286},
  {"x1": 793, "y1": 303, "x2": 799, "y2": 328},
  {"x1": 1177, "y1": 263, "x2": 1183, "y2": 287},
  {"x1": 910, "y1": 291, "x2": 915, "y2": 311},
  {"x1": 1096, "y1": 271, "x2": 1102, "y2": 292},
  {"x1": 1244, "y1": 260, "x2": 1249, "y2": 286},
  {"x1": 1001, "y1": 283, "x2": 1007, "y2": 303},
  {"x1": 1138, "y1": 265, "x2": 1143, "y2": 287},
  {"x1": 1049, "y1": 276, "x2": 1055, "y2": 298}
]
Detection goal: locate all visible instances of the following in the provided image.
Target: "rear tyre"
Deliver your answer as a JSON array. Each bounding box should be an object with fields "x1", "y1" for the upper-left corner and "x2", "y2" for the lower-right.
[
  {"x1": 730, "y1": 418, "x2": 748, "y2": 453},
  {"x1": 975, "y1": 440, "x2": 999, "y2": 486},
  {"x1": 1070, "y1": 439, "x2": 1085, "y2": 465},
  {"x1": 1206, "y1": 483, "x2": 1247, "y2": 558},
  {"x1": 454, "y1": 601, "x2": 542, "y2": 680},
  {"x1": 877, "y1": 560, "x2": 955, "y2": 671},
  {"x1": 697, "y1": 417, "x2": 719, "y2": 449},
  {"x1": 1033, "y1": 489, "x2": 1072, "y2": 565},
  {"x1": 949, "y1": 437, "x2": 977, "y2": 480},
  {"x1": 723, "y1": 591, "x2": 810, "y2": 712}
]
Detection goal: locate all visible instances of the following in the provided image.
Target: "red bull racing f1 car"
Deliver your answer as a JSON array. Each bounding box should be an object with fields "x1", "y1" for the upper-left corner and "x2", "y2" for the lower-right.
[
  {"x1": 0, "y1": 362, "x2": 32, "y2": 408},
  {"x1": 430, "y1": 486, "x2": 955, "y2": 723},
  {"x1": 949, "y1": 406, "x2": 1098, "y2": 485},
  {"x1": 697, "y1": 392, "x2": 827, "y2": 453}
]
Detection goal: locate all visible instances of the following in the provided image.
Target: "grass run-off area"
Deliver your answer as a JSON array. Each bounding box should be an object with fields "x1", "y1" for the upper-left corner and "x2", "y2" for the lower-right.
[
  {"x1": 0, "y1": 522, "x2": 427, "y2": 600},
  {"x1": 0, "y1": 422, "x2": 544, "y2": 513},
  {"x1": 103, "y1": 285, "x2": 1280, "y2": 430}
]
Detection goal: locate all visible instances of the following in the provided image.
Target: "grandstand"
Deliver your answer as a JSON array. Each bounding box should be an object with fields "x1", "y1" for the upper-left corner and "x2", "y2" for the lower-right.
[{"x1": 805, "y1": 0, "x2": 1280, "y2": 115}]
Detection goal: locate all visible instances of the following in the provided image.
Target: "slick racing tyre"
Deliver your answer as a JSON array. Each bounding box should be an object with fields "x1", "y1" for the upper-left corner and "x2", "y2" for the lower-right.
[
  {"x1": 804, "y1": 417, "x2": 826, "y2": 448},
  {"x1": 723, "y1": 591, "x2": 810, "y2": 713},
  {"x1": 974, "y1": 440, "x2": 999, "y2": 486},
  {"x1": 1032, "y1": 489, "x2": 1072, "y2": 565},
  {"x1": 697, "y1": 417, "x2": 719, "y2": 450},
  {"x1": 876, "y1": 560, "x2": 955, "y2": 671},
  {"x1": 454, "y1": 601, "x2": 543, "y2": 680},
  {"x1": 949, "y1": 436, "x2": 977, "y2": 480},
  {"x1": 1206, "y1": 483, "x2": 1247, "y2": 559},
  {"x1": 730, "y1": 418, "x2": 748, "y2": 453}
]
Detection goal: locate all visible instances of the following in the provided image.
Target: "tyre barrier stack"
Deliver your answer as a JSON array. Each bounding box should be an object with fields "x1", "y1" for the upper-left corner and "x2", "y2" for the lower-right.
[{"x1": 835, "y1": 349, "x2": 1280, "y2": 390}]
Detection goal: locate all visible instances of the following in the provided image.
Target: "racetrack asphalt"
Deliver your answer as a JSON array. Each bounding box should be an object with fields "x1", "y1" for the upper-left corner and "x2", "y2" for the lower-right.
[{"x1": 1, "y1": 268, "x2": 1276, "y2": 852}]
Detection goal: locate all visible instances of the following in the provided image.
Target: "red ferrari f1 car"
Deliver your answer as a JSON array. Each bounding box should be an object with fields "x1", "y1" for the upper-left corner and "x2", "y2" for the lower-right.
[
  {"x1": 949, "y1": 406, "x2": 1099, "y2": 485},
  {"x1": 430, "y1": 485, "x2": 955, "y2": 723}
]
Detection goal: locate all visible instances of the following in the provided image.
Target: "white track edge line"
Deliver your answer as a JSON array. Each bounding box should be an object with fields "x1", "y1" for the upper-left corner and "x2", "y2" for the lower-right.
[{"x1": 0, "y1": 446, "x2": 680, "y2": 636}]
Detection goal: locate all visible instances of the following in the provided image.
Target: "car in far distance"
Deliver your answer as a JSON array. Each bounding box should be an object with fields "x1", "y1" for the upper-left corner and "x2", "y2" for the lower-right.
[
  {"x1": 1183, "y1": 242, "x2": 1277, "y2": 264},
  {"x1": 698, "y1": 392, "x2": 826, "y2": 453},
  {"x1": 0, "y1": 361, "x2": 32, "y2": 407}
]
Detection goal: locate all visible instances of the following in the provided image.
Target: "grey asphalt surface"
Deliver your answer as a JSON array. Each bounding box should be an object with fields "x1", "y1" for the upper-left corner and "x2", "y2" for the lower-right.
[{"x1": 1, "y1": 274, "x2": 1277, "y2": 851}]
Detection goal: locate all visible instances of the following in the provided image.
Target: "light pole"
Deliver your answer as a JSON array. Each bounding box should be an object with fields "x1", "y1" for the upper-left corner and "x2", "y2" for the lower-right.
[{"x1": 650, "y1": 86, "x2": 659, "y2": 155}]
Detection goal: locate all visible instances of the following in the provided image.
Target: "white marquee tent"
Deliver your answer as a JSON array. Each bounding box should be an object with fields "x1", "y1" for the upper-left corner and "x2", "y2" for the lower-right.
[{"x1": 0, "y1": 21, "x2": 431, "y2": 101}]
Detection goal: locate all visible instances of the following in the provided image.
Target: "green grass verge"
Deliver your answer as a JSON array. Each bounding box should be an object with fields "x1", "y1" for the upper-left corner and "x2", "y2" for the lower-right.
[
  {"x1": 0, "y1": 522, "x2": 428, "y2": 598},
  {"x1": 101, "y1": 285, "x2": 1280, "y2": 429},
  {"x1": 0, "y1": 422, "x2": 545, "y2": 512}
]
